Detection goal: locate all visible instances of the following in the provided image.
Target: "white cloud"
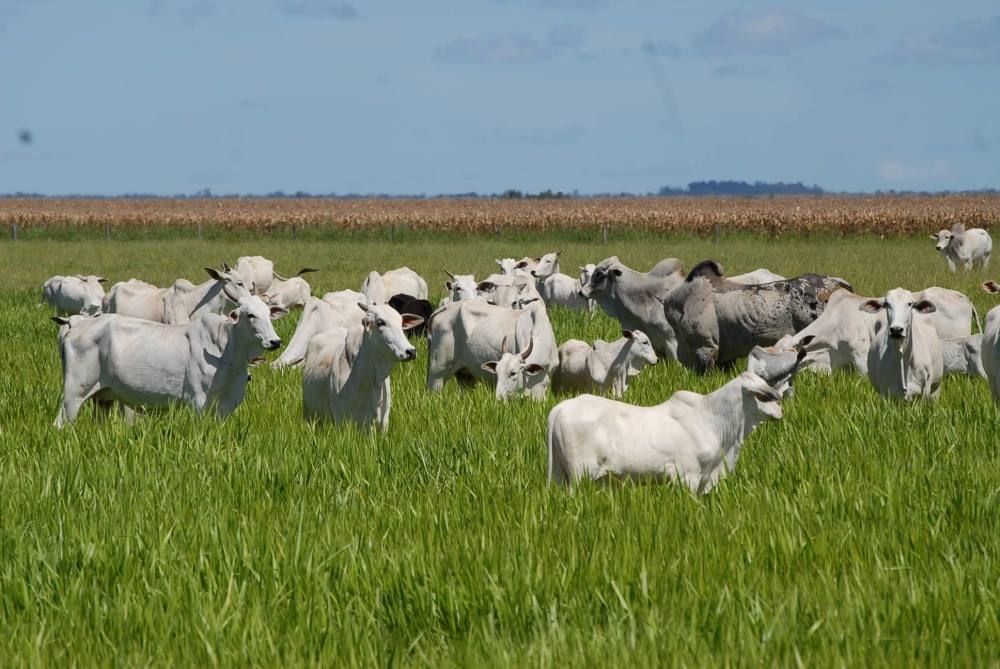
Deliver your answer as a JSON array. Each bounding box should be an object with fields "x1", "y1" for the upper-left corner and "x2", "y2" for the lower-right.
[
  {"x1": 883, "y1": 15, "x2": 1000, "y2": 65},
  {"x1": 693, "y1": 10, "x2": 842, "y2": 57}
]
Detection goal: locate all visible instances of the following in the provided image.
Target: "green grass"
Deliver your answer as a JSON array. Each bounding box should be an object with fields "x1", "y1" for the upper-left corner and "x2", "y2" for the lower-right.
[{"x1": 1, "y1": 234, "x2": 999, "y2": 666}]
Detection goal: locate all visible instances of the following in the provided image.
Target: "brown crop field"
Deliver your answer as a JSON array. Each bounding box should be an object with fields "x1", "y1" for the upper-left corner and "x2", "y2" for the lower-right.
[{"x1": 1, "y1": 194, "x2": 999, "y2": 236}]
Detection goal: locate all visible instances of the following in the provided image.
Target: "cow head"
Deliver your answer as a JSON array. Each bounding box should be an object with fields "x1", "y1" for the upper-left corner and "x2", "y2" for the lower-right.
[
  {"x1": 860, "y1": 288, "x2": 935, "y2": 341},
  {"x1": 357, "y1": 302, "x2": 421, "y2": 361},
  {"x1": 206, "y1": 265, "x2": 254, "y2": 304},
  {"x1": 622, "y1": 330, "x2": 658, "y2": 369},
  {"x1": 580, "y1": 256, "x2": 622, "y2": 299},
  {"x1": 229, "y1": 294, "x2": 284, "y2": 351},
  {"x1": 74, "y1": 275, "x2": 107, "y2": 316},
  {"x1": 495, "y1": 258, "x2": 518, "y2": 276},
  {"x1": 748, "y1": 336, "x2": 812, "y2": 396},
  {"x1": 740, "y1": 372, "x2": 784, "y2": 422},
  {"x1": 530, "y1": 251, "x2": 561, "y2": 279},
  {"x1": 444, "y1": 272, "x2": 479, "y2": 302},
  {"x1": 982, "y1": 281, "x2": 1000, "y2": 294},
  {"x1": 931, "y1": 229, "x2": 953, "y2": 251},
  {"x1": 481, "y1": 336, "x2": 546, "y2": 400}
]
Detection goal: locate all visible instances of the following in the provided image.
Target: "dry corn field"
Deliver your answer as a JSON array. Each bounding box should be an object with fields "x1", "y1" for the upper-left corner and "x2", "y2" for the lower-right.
[{"x1": 2, "y1": 195, "x2": 999, "y2": 235}]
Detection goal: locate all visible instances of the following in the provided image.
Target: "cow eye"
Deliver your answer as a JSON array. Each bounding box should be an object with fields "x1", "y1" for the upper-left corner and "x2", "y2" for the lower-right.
[
  {"x1": 376, "y1": 319, "x2": 386, "y2": 327},
  {"x1": 247, "y1": 313, "x2": 257, "y2": 320}
]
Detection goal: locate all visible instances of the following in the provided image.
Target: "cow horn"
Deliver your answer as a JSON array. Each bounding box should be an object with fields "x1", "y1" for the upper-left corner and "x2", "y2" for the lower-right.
[
  {"x1": 223, "y1": 284, "x2": 241, "y2": 304},
  {"x1": 222, "y1": 261, "x2": 231, "y2": 272},
  {"x1": 272, "y1": 271, "x2": 288, "y2": 282},
  {"x1": 520, "y1": 337, "x2": 534, "y2": 361},
  {"x1": 500, "y1": 336, "x2": 508, "y2": 355},
  {"x1": 444, "y1": 271, "x2": 456, "y2": 280},
  {"x1": 297, "y1": 267, "x2": 318, "y2": 276}
]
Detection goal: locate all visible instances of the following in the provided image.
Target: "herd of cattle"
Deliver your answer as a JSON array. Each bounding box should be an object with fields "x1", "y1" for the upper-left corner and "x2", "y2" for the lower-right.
[{"x1": 38, "y1": 222, "x2": 999, "y2": 493}]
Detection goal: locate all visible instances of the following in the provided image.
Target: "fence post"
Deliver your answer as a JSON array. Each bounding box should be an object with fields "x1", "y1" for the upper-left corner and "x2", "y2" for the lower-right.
[
  {"x1": 105, "y1": 222, "x2": 111, "y2": 241},
  {"x1": 714, "y1": 222, "x2": 721, "y2": 244},
  {"x1": 10, "y1": 224, "x2": 17, "y2": 240},
  {"x1": 602, "y1": 223, "x2": 608, "y2": 245},
  {"x1": 292, "y1": 223, "x2": 297, "y2": 240},
  {"x1": 197, "y1": 222, "x2": 203, "y2": 240}
]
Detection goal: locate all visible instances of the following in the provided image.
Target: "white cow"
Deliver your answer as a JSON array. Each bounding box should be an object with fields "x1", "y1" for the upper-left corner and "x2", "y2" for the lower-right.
[
  {"x1": 103, "y1": 266, "x2": 250, "y2": 324},
  {"x1": 480, "y1": 336, "x2": 548, "y2": 400},
  {"x1": 272, "y1": 289, "x2": 367, "y2": 368},
  {"x1": 41, "y1": 275, "x2": 107, "y2": 316},
  {"x1": 302, "y1": 303, "x2": 422, "y2": 431},
  {"x1": 234, "y1": 255, "x2": 276, "y2": 295},
  {"x1": 476, "y1": 274, "x2": 542, "y2": 309},
  {"x1": 426, "y1": 298, "x2": 557, "y2": 399},
  {"x1": 440, "y1": 272, "x2": 483, "y2": 305},
  {"x1": 361, "y1": 267, "x2": 428, "y2": 304},
  {"x1": 932, "y1": 224, "x2": 992, "y2": 272},
  {"x1": 775, "y1": 286, "x2": 979, "y2": 374},
  {"x1": 553, "y1": 330, "x2": 658, "y2": 397},
  {"x1": 860, "y1": 288, "x2": 943, "y2": 401},
  {"x1": 979, "y1": 281, "x2": 1000, "y2": 401},
  {"x1": 536, "y1": 263, "x2": 593, "y2": 312},
  {"x1": 264, "y1": 268, "x2": 317, "y2": 310},
  {"x1": 727, "y1": 268, "x2": 786, "y2": 285},
  {"x1": 547, "y1": 371, "x2": 785, "y2": 493},
  {"x1": 495, "y1": 257, "x2": 538, "y2": 277},
  {"x1": 53, "y1": 291, "x2": 285, "y2": 427},
  {"x1": 940, "y1": 334, "x2": 985, "y2": 378}
]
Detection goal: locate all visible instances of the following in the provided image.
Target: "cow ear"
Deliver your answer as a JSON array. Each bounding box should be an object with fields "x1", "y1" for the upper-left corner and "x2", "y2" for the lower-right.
[
  {"x1": 476, "y1": 281, "x2": 496, "y2": 291},
  {"x1": 356, "y1": 301, "x2": 370, "y2": 313},
  {"x1": 983, "y1": 281, "x2": 1000, "y2": 294},
  {"x1": 269, "y1": 306, "x2": 289, "y2": 321},
  {"x1": 401, "y1": 314, "x2": 425, "y2": 330},
  {"x1": 622, "y1": 330, "x2": 634, "y2": 339},
  {"x1": 797, "y1": 334, "x2": 816, "y2": 348},
  {"x1": 859, "y1": 299, "x2": 884, "y2": 313},
  {"x1": 51, "y1": 316, "x2": 70, "y2": 326},
  {"x1": 228, "y1": 309, "x2": 240, "y2": 323},
  {"x1": 445, "y1": 281, "x2": 453, "y2": 290},
  {"x1": 611, "y1": 268, "x2": 622, "y2": 277},
  {"x1": 96, "y1": 277, "x2": 108, "y2": 283},
  {"x1": 205, "y1": 267, "x2": 223, "y2": 281},
  {"x1": 913, "y1": 300, "x2": 936, "y2": 314},
  {"x1": 481, "y1": 361, "x2": 498, "y2": 374},
  {"x1": 929, "y1": 234, "x2": 939, "y2": 240},
  {"x1": 525, "y1": 364, "x2": 546, "y2": 375}
]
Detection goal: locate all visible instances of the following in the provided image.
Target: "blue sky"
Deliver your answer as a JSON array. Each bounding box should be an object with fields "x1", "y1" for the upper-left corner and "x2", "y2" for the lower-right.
[{"x1": 1, "y1": 0, "x2": 997, "y2": 195}]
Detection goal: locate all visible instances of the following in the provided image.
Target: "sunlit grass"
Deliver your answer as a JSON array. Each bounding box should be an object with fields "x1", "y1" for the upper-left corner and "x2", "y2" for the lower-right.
[{"x1": 1, "y1": 234, "x2": 999, "y2": 665}]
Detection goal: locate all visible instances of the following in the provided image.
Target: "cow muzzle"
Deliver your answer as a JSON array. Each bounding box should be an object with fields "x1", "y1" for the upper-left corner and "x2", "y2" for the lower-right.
[
  {"x1": 888, "y1": 326, "x2": 905, "y2": 339},
  {"x1": 265, "y1": 338, "x2": 282, "y2": 350},
  {"x1": 402, "y1": 348, "x2": 417, "y2": 361}
]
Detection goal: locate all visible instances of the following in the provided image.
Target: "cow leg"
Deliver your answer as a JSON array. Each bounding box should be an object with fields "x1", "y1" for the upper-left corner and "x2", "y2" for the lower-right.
[
  {"x1": 947, "y1": 257, "x2": 957, "y2": 272},
  {"x1": 984, "y1": 253, "x2": 991, "y2": 272},
  {"x1": 119, "y1": 404, "x2": 137, "y2": 425}
]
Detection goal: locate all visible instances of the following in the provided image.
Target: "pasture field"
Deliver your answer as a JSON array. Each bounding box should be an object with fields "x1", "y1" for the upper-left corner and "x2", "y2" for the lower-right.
[{"x1": 2, "y1": 232, "x2": 1000, "y2": 666}]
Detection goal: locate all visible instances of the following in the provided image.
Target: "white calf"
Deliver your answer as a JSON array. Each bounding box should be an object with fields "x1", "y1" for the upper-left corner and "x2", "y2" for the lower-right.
[
  {"x1": 860, "y1": 288, "x2": 943, "y2": 400},
  {"x1": 264, "y1": 268, "x2": 317, "y2": 310},
  {"x1": 41, "y1": 275, "x2": 107, "y2": 316},
  {"x1": 932, "y1": 224, "x2": 992, "y2": 272},
  {"x1": 553, "y1": 330, "x2": 658, "y2": 397},
  {"x1": 547, "y1": 371, "x2": 784, "y2": 493},
  {"x1": 302, "y1": 303, "x2": 422, "y2": 431}
]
